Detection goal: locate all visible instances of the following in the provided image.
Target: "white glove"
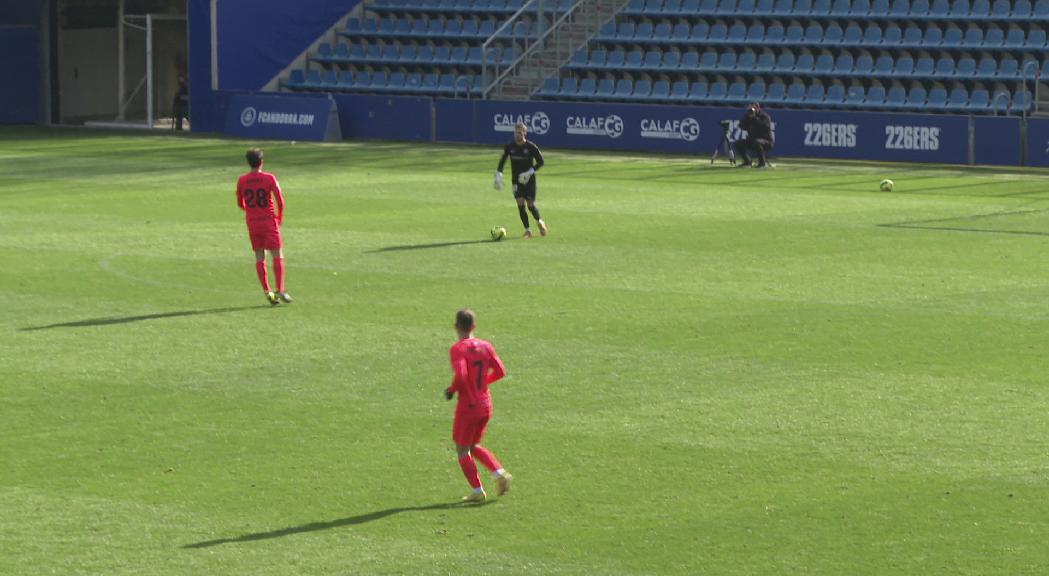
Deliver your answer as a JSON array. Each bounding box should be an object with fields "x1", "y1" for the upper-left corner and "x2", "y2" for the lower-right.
[
  {"x1": 493, "y1": 171, "x2": 503, "y2": 190},
  {"x1": 518, "y1": 168, "x2": 535, "y2": 185}
]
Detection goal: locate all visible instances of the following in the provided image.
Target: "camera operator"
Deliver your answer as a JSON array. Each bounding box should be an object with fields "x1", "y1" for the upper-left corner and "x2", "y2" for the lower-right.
[{"x1": 735, "y1": 102, "x2": 774, "y2": 168}]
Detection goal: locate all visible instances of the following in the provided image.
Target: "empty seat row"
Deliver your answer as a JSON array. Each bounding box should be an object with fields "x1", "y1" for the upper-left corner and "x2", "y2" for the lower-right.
[
  {"x1": 620, "y1": 0, "x2": 1049, "y2": 21},
  {"x1": 534, "y1": 74, "x2": 1031, "y2": 112},
  {"x1": 283, "y1": 69, "x2": 485, "y2": 95},
  {"x1": 314, "y1": 42, "x2": 519, "y2": 67},
  {"x1": 368, "y1": 0, "x2": 537, "y2": 14},
  {"x1": 595, "y1": 18, "x2": 1049, "y2": 50},
  {"x1": 568, "y1": 46, "x2": 1048, "y2": 81},
  {"x1": 342, "y1": 16, "x2": 547, "y2": 40}
]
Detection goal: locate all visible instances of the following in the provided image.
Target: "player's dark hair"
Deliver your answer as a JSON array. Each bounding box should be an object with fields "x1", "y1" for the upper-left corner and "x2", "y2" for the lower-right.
[
  {"x1": 246, "y1": 148, "x2": 263, "y2": 168},
  {"x1": 455, "y1": 309, "x2": 476, "y2": 332}
]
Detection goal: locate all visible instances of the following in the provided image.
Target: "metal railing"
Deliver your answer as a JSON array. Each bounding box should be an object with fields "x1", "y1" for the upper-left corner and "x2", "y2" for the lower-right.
[
  {"x1": 992, "y1": 91, "x2": 1012, "y2": 116},
  {"x1": 1021, "y1": 60, "x2": 1040, "y2": 118}
]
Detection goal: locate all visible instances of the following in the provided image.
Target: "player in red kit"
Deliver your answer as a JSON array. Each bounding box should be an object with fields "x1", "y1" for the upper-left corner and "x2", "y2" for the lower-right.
[
  {"x1": 445, "y1": 309, "x2": 512, "y2": 503},
  {"x1": 236, "y1": 148, "x2": 292, "y2": 305}
]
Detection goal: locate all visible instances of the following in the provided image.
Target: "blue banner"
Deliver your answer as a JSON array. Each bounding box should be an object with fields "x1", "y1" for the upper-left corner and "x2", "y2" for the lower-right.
[
  {"x1": 223, "y1": 93, "x2": 341, "y2": 141},
  {"x1": 1025, "y1": 118, "x2": 1049, "y2": 167},
  {"x1": 974, "y1": 116, "x2": 1020, "y2": 166},
  {"x1": 332, "y1": 93, "x2": 432, "y2": 141}
]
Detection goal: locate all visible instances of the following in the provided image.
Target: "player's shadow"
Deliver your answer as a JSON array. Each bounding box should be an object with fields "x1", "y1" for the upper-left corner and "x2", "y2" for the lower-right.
[
  {"x1": 19, "y1": 306, "x2": 260, "y2": 331},
  {"x1": 182, "y1": 500, "x2": 486, "y2": 548},
  {"x1": 369, "y1": 239, "x2": 496, "y2": 252}
]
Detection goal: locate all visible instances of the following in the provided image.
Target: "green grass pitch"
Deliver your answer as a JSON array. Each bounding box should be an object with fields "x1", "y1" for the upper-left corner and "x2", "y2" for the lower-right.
[{"x1": 4, "y1": 126, "x2": 1049, "y2": 575}]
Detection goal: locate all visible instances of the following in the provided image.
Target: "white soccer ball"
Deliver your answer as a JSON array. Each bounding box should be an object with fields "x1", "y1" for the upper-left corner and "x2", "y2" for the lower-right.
[
  {"x1": 490, "y1": 226, "x2": 507, "y2": 241},
  {"x1": 880, "y1": 179, "x2": 895, "y2": 192}
]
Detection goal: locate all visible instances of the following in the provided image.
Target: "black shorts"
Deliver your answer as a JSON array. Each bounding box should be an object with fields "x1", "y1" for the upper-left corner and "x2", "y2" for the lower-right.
[{"x1": 513, "y1": 180, "x2": 536, "y2": 199}]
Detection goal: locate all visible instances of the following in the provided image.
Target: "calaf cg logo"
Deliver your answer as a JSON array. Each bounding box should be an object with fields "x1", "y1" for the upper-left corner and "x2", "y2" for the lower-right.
[
  {"x1": 566, "y1": 114, "x2": 624, "y2": 138},
  {"x1": 640, "y1": 117, "x2": 700, "y2": 141},
  {"x1": 493, "y1": 111, "x2": 550, "y2": 135},
  {"x1": 240, "y1": 106, "x2": 258, "y2": 128}
]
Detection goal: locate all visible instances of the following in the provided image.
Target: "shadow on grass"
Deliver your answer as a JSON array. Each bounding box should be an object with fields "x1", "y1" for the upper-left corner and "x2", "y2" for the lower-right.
[
  {"x1": 19, "y1": 306, "x2": 261, "y2": 331},
  {"x1": 182, "y1": 500, "x2": 486, "y2": 548},
  {"x1": 368, "y1": 239, "x2": 499, "y2": 252}
]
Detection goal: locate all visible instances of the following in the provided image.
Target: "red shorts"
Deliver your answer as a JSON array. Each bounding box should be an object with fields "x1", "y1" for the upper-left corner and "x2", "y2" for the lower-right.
[
  {"x1": 247, "y1": 222, "x2": 282, "y2": 251},
  {"x1": 452, "y1": 407, "x2": 491, "y2": 446}
]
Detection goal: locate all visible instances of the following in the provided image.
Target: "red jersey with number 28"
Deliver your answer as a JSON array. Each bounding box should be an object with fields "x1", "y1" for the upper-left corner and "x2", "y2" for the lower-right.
[
  {"x1": 237, "y1": 171, "x2": 284, "y2": 225},
  {"x1": 449, "y1": 337, "x2": 506, "y2": 411}
]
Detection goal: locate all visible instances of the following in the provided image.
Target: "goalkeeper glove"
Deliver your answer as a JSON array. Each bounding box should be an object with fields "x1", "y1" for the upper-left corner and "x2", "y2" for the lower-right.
[
  {"x1": 518, "y1": 168, "x2": 535, "y2": 185},
  {"x1": 493, "y1": 171, "x2": 503, "y2": 190}
]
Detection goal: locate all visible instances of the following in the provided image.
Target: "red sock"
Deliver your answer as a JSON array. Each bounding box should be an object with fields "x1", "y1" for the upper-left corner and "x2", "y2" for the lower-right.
[
  {"x1": 274, "y1": 257, "x2": 285, "y2": 293},
  {"x1": 458, "y1": 454, "x2": 482, "y2": 489},
  {"x1": 255, "y1": 261, "x2": 271, "y2": 292},
  {"x1": 471, "y1": 446, "x2": 501, "y2": 473}
]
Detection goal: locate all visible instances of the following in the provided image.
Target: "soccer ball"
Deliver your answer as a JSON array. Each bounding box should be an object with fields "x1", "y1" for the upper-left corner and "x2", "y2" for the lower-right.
[
  {"x1": 490, "y1": 226, "x2": 507, "y2": 241},
  {"x1": 879, "y1": 179, "x2": 895, "y2": 192}
]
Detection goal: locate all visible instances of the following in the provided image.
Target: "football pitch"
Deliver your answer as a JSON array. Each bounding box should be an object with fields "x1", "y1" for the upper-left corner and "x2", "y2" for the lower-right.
[{"x1": 4, "y1": 125, "x2": 1049, "y2": 575}]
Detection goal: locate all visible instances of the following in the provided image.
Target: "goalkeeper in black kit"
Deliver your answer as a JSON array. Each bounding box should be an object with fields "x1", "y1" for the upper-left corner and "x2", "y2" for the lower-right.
[{"x1": 495, "y1": 121, "x2": 547, "y2": 239}]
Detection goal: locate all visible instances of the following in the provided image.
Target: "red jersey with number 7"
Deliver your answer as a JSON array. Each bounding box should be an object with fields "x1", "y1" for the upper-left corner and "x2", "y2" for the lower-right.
[
  {"x1": 449, "y1": 337, "x2": 506, "y2": 411},
  {"x1": 237, "y1": 171, "x2": 284, "y2": 226}
]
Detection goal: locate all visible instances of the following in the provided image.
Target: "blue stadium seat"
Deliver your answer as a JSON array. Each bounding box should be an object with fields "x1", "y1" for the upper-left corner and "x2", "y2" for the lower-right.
[
  {"x1": 968, "y1": 87, "x2": 990, "y2": 111},
  {"x1": 462, "y1": 19, "x2": 479, "y2": 37},
  {"x1": 478, "y1": 19, "x2": 496, "y2": 37},
  {"x1": 654, "y1": 22, "x2": 672, "y2": 40},
  {"x1": 844, "y1": 84, "x2": 866, "y2": 106},
  {"x1": 334, "y1": 43, "x2": 351, "y2": 62},
  {"x1": 416, "y1": 45, "x2": 434, "y2": 62},
  {"x1": 831, "y1": 0, "x2": 851, "y2": 15},
  {"x1": 902, "y1": 26, "x2": 922, "y2": 47},
  {"x1": 852, "y1": 0, "x2": 872, "y2": 13},
  {"x1": 843, "y1": 22, "x2": 863, "y2": 45},
  {"x1": 387, "y1": 72, "x2": 407, "y2": 91},
  {"x1": 371, "y1": 71, "x2": 390, "y2": 90},
  {"x1": 719, "y1": 50, "x2": 739, "y2": 70},
  {"x1": 365, "y1": 43, "x2": 382, "y2": 61},
  {"x1": 815, "y1": 52, "x2": 835, "y2": 73},
  {"x1": 700, "y1": 0, "x2": 719, "y2": 12},
  {"x1": 890, "y1": 0, "x2": 910, "y2": 16},
  {"x1": 927, "y1": 86, "x2": 948, "y2": 107},
  {"x1": 1004, "y1": 26, "x2": 1025, "y2": 48},
  {"x1": 825, "y1": 83, "x2": 846, "y2": 105},
  {"x1": 942, "y1": 25, "x2": 963, "y2": 47},
  {"x1": 590, "y1": 48, "x2": 607, "y2": 68},
  {"x1": 665, "y1": 0, "x2": 683, "y2": 13},
  {"x1": 558, "y1": 77, "x2": 579, "y2": 97},
  {"x1": 805, "y1": 82, "x2": 826, "y2": 103},
  {"x1": 635, "y1": 21, "x2": 654, "y2": 41},
  {"x1": 794, "y1": 51, "x2": 815, "y2": 73},
  {"x1": 680, "y1": 0, "x2": 700, "y2": 12},
  {"x1": 747, "y1": 22, "x2": 766, "y2": 43},
  {"x1": 569, "y1": 48, "x2": 587, "y2": 68},
  {"x1": 984, "y1": 25, "x2": 1004, "y2": 47},
  {"x1": 976, "y1": 55, "x2": 997, "y2": 78},
  {"x1": 811, "y1": 0, "x2": 831, "y2": 14},
  {"x1": 824, "y1": 22, "x2": 844, "y2": 44},
  {"x1": 699, "y1": 50, "x2": 718, "y2": 70},
  {"x1": 765, "y1": 21, "x2": 786, "y2": 43},
  {"x1": 738, "y1": 0, "x2": 757, "y2": 12},
  {"x1": 643, "y1": 50, "x2": 662, "y2": 69},
  {"x1": 935, "y1": 54, "x2": 955, "y2": 76},
  {"x1": 1009, "y1": 0, "x2": 1030, "y2": 18},
  {"x1": 945, "y1": 86, "x2": 968, "y2": 109},
  {"x1": 691, "y1": 21, "x2": 710, "y2": 41},
  {"x1": 783, "y1": 81, "x2": 806, "y2": 103},
  {"x1": 853, "y1": 51, "x2": 874, "y2": 74},
  {"x1": 963, "y1": 25, "x2": 984, "y2": 47},
  {"x1": 1013, "y1": 89, "x2": 1033, "y2": 112},
  {"x1": 737, "y1": 50, "x2": 757, "y2": 71},
  {"x1": 924, "y1": 24, "x2": 943, "y2": 46},
  {"x1": 420, "y1": 73, "x2": 438, "y2": 92},
  {"x1": 874, "y1": 53, "x2": 894, "y2": 74},
  {"x1": 765, "y1": 80, "x2": 787, "y2": 103},
  {"x1": 434, "y1": 45, "x2": 451, "y2": 64},
  {"x1": 883, "y1": 24, "x2": 902, "y2": 45},
  {"x1": 970, "y1": 0, "x2": 990, "y2": 16},
  {"x1": 914, "y1": 54, "x2": 935, "y2": 76},
  {"x1": 577, "y1": 77, "x2": 597, "y2": 97},
  {"x1": 596, "y1": 77, "x2": 615, "y2": 97},
  {"x1": 804, "y1": 22, "x2": 824, "y2": 44},
  {"x1": 756, "y1": 0, "x2": 776, "y2": 14},
  {"x1": 672, "y1": 22, "x2": 690, "y2": 41},
  {"x1": 626, "y1": 49, "x2": 645, "y2": 69},
  {"x1": 905, "y1": 85, "x2": 927, "y2": 109},
  {"x1": 865, "y1": 84, "x2": 887, "y2": 107},
  {"x1": 405, "y1": 72, "x2": 423, "y2": 92},
  {"x1": 708, "y1": 79, "x2": 729, "y2": 100},
  {"x1": 894, "y1": 53, "x2": 915, "y2": 76},
  {"x1": 1035, "y1": 0, "x2": 1049, "y2": 18},
  {"x1": 607, "y1": 49, "x2": 626, "y2": 68},
  {"x1": 444, "y1": 19, "x2": 462, "y2": 37},
  {"x1": 955, "y1": 55, "x2": 976, "y2": 77},
  {"x1": 670, "y1": 80, "x2": 689, "y2": 100},
  {"x1": 652, "y1": 80, "x2": 671, "y2": 99},
  {"x1": 870, "y1": 0, "x2": 889, "y2": 12},
  {"x1": 632, "y1": 79, "x2": 653, "y2": 100},
  {"x1": 727, "y1": 79, "x2": 748, "y2": 101},
  {"x1": 997, "y1": 57, "x2": 1019, "y2": 79},
  {"x1": 885, "y1": 85, "x2": 906, "y2": 107},
  {"x1": 755, "y1": 49, "x2": 776, "y2": 71},
  {"x1": 776, "y1": 51, "x2": 796, "y2": 71},
  {"x1": 1025, "y1": 27, "x2": 1047, "y2": 49},
  {"x1": 834, "y1": 52, "x2": 855, "y2": 74},
  {"x1": 917, "y1": 0, "x2": 937, "y2": 16},
  {"x1": 863, "y1": 23, "x2": 883, "y2": 44},
  {"x1": 709, "y1": 20, "x2": 728, "y2": 41},
  {"x1": 746, "y1": 81, "x2": 766, "y2": 102},
  {"x1": 717, "y1": 0, "x2": 739, "y2": 14},
  {"x1": 949, "y1": 0, "x2": 969, "y2": 16},
  {"x1": 664, "y1": 51, "x2": 682, "y2": 68},
  {"x1": 284, "y1": 69, "x2": 307, "y2": 89},
  {"x1": 785, "y1": 22, "x2": 804, "y2": 43},
  {"x1": 539, "y1": 76, "x2": 560, "y2": 96},
  {"x1": 774, "y1": 0, "x2": 793, "y2": 13},
  {"x1": 689, "y1": 80, "x2": 709, "y2": 101},
  {"x1": 728, "y1": 21, "x2": 747, "y2": 42},
  {"x1": 680, "y1": 50, "x2": 700, "y2": 69},
  {"x1": 344, "y1": 18, "x2": 362, "y2": 35}
]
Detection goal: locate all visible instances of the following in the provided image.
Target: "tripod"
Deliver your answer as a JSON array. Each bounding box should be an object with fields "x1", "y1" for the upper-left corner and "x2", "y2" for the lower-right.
[{"x1": 710, "y1": 123, "x2": 735, "y2": 165}]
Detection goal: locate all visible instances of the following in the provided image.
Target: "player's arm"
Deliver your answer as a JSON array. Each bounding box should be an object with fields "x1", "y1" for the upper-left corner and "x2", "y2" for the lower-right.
[
  {"x1": 236, "y1": 186, "x2": 247, "y2": 211},
  {"x1": 484, "y1": 348, "x2": 506, "y2": 385},
  {"x1": 497, "y1": 146, "x2": 510, "y2": 172},
  {"x1": 530, "y1": 144, "x2": 545, "y2": 172},
  {"x1": 447, "y1": 353, "x2": 468, "y2": 399},
  {"x1": 272, "y1": 179, "x2": 285, "y2": 223}
]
